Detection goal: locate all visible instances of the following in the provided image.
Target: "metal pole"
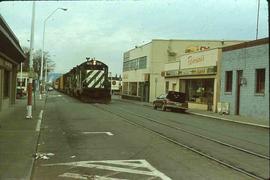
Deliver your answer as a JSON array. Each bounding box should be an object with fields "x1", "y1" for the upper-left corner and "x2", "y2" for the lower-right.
[
  {"x1": 40, "y1": 8, "x2": 67, "y2": 96},
  {"x1": 20, "y1": 62, "x2": 23, "y2": 97},
  {"x1": 26, "y1": 1, "x2": 35, "y2": 119},
  {"x1": 256, "y1": 0, "x2": 260, "y2": 39},
  {"x1": 110, "y1": 72, "x2": 112, "y2": 95},
  {"x1": 39, "y1": 22, "x2": 45, "y2": 99},
  {"x1": 45, "y1": 52, "x2": 47, "y2": 88}
]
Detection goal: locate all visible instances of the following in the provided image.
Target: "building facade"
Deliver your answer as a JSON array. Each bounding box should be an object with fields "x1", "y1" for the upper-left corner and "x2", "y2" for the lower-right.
[
  {"x1": 220, "y1": 38, "x2": 269, "y2": 120},
  {"x1": 165, "y1": 48, "x2": 222, "y2": 112},
  {"x1": 0, "y1": 15, "x2": 26, "y2": 112},
  {"x1": 122, "y1": 39, "x2": 244, "y2": 102}
]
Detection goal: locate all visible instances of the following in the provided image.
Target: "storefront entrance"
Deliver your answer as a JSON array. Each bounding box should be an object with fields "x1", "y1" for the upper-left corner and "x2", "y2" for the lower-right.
[{"x1": 185, "y1": 78, "x2": 214, "y2": 111}]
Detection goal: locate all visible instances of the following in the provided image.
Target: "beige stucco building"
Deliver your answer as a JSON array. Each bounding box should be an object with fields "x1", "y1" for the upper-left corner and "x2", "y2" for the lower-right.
[{"x1": 122, "y1": 39, "x2": 244, "y2": 103}]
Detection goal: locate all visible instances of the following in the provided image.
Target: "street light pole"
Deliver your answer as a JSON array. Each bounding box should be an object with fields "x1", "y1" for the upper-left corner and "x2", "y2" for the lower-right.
[
  {"x1": 26, "y1": 1, "x2": 36, "y2": 119},
  {"x1": 40, "y1": 8, "x2": 67, "y2": 99},
  {"x1": 110, "y1": 72, "x2": 112, "y2": 95},
  {"x1": 256, "y1": 0, "x2": 261, "y2": 39}
]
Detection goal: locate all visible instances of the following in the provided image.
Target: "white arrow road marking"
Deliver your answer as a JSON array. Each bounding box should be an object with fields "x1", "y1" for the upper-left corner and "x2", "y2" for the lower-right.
[
  {"x1": 81, "y1": 132, "x2": 114, "y2": 136},
  {"x1": 59, "y1": 172, "x2": 127, "y2": 180},
  {"x1": 43, "y1": 159, "x2": 171, "y2": 180}
]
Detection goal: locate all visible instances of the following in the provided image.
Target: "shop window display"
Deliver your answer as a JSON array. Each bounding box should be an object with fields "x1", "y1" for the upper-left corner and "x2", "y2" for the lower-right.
[{"x1": 186, "y1": 79, "x2": 214, "y2": 110}]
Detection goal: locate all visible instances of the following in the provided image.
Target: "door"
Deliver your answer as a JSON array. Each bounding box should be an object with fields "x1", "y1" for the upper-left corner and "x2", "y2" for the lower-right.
[
  {"x1": 236, "y1": 70, "x2": 243, "y2": 115},
  {"x1": 144, "y1": 82, "x2": 149, "y2": 102},
  {"x1": 172, "y1": 83, "x2": 176, "y2": 91}
]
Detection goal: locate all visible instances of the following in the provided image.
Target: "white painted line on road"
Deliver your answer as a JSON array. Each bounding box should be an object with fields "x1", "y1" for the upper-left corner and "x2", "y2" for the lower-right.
[
  {"x1": 59, "y1": 172, "x2": 127, "y2": 180},
  {"x1": 39, "y1": 110, "x2": 43, "y2": 119},
  {"x1": 44, "y1": 159, "x2": 171, "y2": 180},
  {"x1": 81, "y1": 132, "x2": 114, "y2": 136},
  {"x1": 36, "y1": 110, "x2": 43, "y2": 132}
]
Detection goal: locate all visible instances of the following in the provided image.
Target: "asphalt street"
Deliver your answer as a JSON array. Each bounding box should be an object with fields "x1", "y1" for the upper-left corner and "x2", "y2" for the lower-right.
[{"x1": 31, "y1": 91, "x2": 269, "y2": 180}]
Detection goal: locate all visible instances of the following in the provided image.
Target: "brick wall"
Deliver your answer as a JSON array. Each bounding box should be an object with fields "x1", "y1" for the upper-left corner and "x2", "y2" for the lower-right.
[{"x1": 220, "y1": 44, "x2": 269, "y2": 120}]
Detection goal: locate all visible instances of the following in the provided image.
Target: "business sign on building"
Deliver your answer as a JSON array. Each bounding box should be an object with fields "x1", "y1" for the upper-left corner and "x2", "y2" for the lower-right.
[
  {"x1": 179, "y1": 66, "x2": 217, "y2": 75},
  {"x1": 180, "y1": 49, "x2": 219, "y2": 69}
]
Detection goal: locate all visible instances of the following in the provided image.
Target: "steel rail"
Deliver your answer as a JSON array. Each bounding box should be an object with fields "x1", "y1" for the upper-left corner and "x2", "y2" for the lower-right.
[
  {"x1": 112, "y1": 106, "x2": 270, "y2": 160},
  {"x1": 92, "y1": 104, "x2": 267, "y2": 180}
]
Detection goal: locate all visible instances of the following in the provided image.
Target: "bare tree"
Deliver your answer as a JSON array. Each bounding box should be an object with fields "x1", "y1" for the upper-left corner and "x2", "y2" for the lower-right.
[{"x1": 20, "y1": 47, "x2": 55, "y2": 79}]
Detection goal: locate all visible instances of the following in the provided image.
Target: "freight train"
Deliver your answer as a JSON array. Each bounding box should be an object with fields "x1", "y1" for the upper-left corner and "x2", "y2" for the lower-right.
[{"x1": 54, "y1": 58, "x2": 111, "y2": 103}]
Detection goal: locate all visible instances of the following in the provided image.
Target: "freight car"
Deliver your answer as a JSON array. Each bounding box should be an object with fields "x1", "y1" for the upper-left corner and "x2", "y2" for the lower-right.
[{"x1": 59, "y1": 58, "x2": 111, "y2": 103}]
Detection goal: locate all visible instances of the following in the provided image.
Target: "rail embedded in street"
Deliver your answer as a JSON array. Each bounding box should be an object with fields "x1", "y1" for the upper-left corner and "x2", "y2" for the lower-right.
[{"x1": 92, "y1": 103, "x2": 269, "y2": 180}]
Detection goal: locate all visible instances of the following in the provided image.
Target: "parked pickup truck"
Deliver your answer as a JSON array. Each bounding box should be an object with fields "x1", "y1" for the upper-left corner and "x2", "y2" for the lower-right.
[{"x1": 153, "y1": 91, "x2": 188, "y2": 112}]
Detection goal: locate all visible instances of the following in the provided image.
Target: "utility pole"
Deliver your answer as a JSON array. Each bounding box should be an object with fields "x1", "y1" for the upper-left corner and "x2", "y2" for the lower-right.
[
  {"x1": 267, "y1": 0, "x2": 269, "y2": 39},
  {"x1": 256, "y1": 0, "x2": 260, "y2": 39},
  {"x1": 26, "y1": 1, "x2": 35, "y2": 119}
]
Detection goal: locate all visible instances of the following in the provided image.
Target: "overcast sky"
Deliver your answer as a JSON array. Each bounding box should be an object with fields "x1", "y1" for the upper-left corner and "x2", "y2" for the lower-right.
[{"x1": 0, "y1": 0, "x2": 268, "y2": 75}]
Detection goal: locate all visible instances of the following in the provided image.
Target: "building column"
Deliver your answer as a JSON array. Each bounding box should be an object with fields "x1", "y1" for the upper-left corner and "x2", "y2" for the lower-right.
[
  {"x1": 213, "y1": 78, "x2": 218, "y2": 112},
  {"x1": 127, "y1": 82, "x2": 130, "y2": 95},
  {"x1": 0, "y1": 68, "x2": 3, "y2": 111},
  {"x1": 136, "y1": 82, "x2": 139, "y2": 96},
  {"x1": 11, "y1": 66, "x2": 17, "y2": 104}
]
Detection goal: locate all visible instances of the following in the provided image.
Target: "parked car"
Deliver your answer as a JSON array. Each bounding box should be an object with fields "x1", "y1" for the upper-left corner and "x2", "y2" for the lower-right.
[{"x1": 153, "y1": 91, "x2": 188, "y2": 112}]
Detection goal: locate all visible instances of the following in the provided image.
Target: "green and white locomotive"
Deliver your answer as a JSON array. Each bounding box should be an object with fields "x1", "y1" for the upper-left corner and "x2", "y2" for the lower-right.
[{"x1": 62, "y1": 58, "x2": 111, "y2": 103}]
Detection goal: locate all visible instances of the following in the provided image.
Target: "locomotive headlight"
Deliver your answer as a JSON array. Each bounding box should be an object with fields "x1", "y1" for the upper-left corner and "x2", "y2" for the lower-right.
[{"x1": 93, "y1": 60, "x2": 96, "y2": 65}]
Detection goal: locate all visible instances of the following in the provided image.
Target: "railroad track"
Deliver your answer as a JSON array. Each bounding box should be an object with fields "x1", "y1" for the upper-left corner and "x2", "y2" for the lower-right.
[{"x1": 92, "y1": 104, "x2": 270, "y2": 180}]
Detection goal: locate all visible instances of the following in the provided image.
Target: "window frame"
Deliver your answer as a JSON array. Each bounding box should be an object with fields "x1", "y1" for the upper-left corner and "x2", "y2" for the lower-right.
[
  {"x1": 255, "y1": 68, "x2": 265, "y2": 94},
  {"x1": 225, "y1": 71, "x2": 233, "y2": 93}
]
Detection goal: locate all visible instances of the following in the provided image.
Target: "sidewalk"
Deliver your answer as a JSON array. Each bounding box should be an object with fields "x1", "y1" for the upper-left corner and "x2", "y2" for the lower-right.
[
  {"x1": 0, "y1": 94, "x2": 45, "y2": 180},
  {"x1": 115, "y1": 96, "x2": 269, "y2": 129}
]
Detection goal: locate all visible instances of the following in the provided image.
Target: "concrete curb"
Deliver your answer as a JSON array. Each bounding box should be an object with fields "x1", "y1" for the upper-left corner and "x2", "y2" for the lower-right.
[
  {"x1": 188, "y1": 112, "x2": 270, "y2": 129},
  {"x1": 27, "y1": 96, "x2": 47, "y2": 180}
]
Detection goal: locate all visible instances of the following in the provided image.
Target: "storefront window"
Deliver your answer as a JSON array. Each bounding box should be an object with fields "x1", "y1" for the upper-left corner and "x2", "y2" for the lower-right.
[
  {"x1": 129, "y1": 82, "x2": 137, "y2": 96},
  {"x1": 122, "y1": 82, "x2": 128, "y2": 95},
  {"x1": 185, "y1": 79, "x2": 214, "y2": 104}
]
